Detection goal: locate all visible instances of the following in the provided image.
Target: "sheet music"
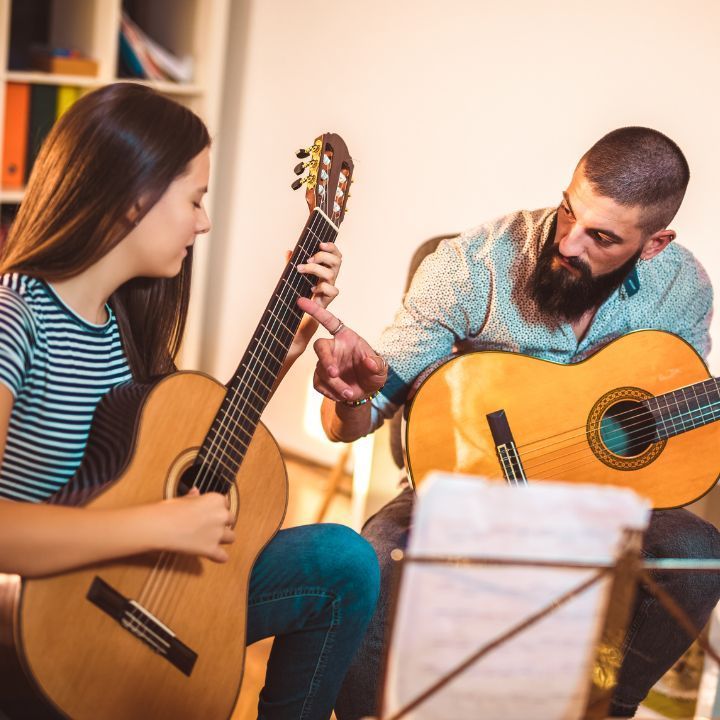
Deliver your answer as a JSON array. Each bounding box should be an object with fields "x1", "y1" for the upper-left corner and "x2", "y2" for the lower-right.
[{"x1": 382, "y1": 473, "x2": 650, "y2": 720}]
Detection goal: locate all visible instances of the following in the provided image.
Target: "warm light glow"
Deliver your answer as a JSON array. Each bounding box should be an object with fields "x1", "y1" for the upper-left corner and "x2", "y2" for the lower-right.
[
  {"x1": 302, "y1": 373, "x2": 334, "y2": 442},
  {"x1": 351, "y1": 434, "x2": 374, "y2": 531}
]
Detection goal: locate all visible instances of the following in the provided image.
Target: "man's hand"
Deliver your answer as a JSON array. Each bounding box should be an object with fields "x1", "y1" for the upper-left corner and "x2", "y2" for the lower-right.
[{"x1": 297, "y1": 297, "x2": 387, "y2": 404}]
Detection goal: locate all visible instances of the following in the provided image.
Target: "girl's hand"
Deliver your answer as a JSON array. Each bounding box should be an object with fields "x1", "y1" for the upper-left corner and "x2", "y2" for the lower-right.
[
  {"x1": 157, "y1": 488, "x2": 235, "y2": 563},
  {"x1": 288, "y1": 241, "x2": 342, "y2": 360},
  {"x1": 296, "y1": 241, "x2": 341, "y2": 309}
]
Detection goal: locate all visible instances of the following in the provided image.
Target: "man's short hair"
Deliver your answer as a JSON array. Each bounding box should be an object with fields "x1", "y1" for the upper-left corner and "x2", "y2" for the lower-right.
[{"x1": 579, "y1": 127, "x2": 689, "y2": 233}]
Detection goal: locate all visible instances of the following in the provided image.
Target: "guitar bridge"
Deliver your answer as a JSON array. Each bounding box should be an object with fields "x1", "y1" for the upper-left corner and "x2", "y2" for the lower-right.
[
  {"x1": 86, "y1": 576, "x2": 197, "y2": 676},
  {"x1": 486, "y1": 409, "x2": 527, "y2": 486}
]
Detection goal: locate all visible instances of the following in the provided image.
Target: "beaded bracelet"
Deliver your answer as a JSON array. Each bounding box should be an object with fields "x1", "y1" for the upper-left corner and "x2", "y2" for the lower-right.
[{"x1": 342, "y1": 388, "x2": 382, "y2": 407}]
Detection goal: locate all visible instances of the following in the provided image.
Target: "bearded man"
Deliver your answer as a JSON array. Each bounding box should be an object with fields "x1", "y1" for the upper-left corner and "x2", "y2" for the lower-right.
[{"x1": 302, "y1": 126, "x2": 720, "y2": 718}]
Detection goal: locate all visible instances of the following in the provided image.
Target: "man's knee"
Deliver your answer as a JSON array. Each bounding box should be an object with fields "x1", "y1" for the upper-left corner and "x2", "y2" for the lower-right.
[
  {"x1": 361, "y1": 488, "x2": 415, "y2": 564},
  {"x1": 645, "y1": 508, "x2": 720, "y2": 560}
]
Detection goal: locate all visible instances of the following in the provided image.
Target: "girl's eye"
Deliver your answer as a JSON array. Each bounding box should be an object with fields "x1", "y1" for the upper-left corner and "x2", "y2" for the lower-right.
[{"x1": 192, "y1": 202, "x2": 202, "y2": 209}]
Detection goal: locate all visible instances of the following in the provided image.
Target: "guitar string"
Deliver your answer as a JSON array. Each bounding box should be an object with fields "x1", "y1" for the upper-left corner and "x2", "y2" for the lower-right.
[
  {"x1": 516, "y1": 386, "x2": 720, "y2": 470},
  {"x1": 193, "y1": 209, "x2": 333, "y2": 492},
  {"x1": 137, "y1": 212, "x2": 334, "y2": 617},
  {"x1": 189, "y1": 166, "x2": 344, "y2": 497},
  {"x1": 520, "y1": 394, "x2": 720, "y2": 469},
  {"x1": 141, "y1": 160, "x2": 347, "y2": 617},
  {"x1": 519, "y1": 398, "x2": 720, "y2": 478},
  {"x1": 138, "y1": 210, "x2": 338, "y2": 617},
  {"x1": 514, "y1": 377, "x2": 720, "y2": 455},
  {"x1": 519, "y1": 442, "x2": 717, "y2": 495},
  {"x1": 138, "y1": 211, "x2": 334, "y2": 614}
]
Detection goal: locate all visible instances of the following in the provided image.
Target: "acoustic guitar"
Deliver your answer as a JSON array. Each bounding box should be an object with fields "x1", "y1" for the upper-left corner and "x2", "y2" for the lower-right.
[
  {"x1": 0, "y1": 133, "x2": 353, "y2": 720},
  {"x1": 405, "y1": 330, "x2": 720, "y2": 509}
]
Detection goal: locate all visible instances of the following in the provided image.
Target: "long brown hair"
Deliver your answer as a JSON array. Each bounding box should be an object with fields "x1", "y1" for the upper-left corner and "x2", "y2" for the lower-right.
[{"x1": 0, "y1": 83, "x2": 210, "y2": 381}]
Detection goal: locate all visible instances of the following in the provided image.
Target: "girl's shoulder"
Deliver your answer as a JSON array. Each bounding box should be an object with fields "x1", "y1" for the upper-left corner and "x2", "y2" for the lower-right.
[{"x1": 0, "y1": 273, "x2": 42, "y2": 327}]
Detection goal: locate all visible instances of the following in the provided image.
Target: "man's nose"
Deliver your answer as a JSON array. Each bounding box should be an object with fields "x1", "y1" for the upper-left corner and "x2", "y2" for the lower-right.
[{"x1": 558, "y1": 225, "x2": 587, "y2": 258}]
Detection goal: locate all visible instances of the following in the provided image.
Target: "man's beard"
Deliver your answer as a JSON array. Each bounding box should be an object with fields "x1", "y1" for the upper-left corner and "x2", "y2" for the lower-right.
[{"x1": 528, "y1": 232, "x2": 641, "y2": 323}]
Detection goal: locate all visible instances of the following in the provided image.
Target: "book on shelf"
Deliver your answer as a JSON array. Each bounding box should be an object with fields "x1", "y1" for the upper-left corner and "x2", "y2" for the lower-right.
[
  {"x1": 119, "y1": 12, "x2": 193, "y2": 83},
  {"x1": 25, "y1": 84, "x2": 57, "y2": 183},
  {"x1": 2, "y1": 84, "x2": 30, "y2": 189},
  {"x1": 56, "y1": 86, "x2": 82, "y2": 119}
]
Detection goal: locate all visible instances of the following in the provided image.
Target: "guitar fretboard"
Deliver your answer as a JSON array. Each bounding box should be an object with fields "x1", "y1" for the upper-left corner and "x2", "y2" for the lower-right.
[
  {"x1": 195, "y1": 208, "x2": 338, "y2": 490},
  {"x1": 646, "y1": 377, "x2": 720, "y2": 440}
]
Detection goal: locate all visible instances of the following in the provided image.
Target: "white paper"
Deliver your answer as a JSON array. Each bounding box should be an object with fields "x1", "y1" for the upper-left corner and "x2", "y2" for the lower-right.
[{"x1": 382, "y1": 473, "x2": 650, "y2": 720}]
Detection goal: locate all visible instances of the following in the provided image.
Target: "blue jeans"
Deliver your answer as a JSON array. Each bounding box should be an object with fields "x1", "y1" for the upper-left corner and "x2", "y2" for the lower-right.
[
  {"x1": 334, "y1": 489, "x2": 720, "y2": 719},
  {"x1": 247, "y1": 523, "x2": 380, "y2": 720}
]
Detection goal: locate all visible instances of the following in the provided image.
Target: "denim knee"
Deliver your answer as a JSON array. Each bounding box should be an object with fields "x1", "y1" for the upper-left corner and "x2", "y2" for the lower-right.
[
  {"x1": 310, "y1": 523, "x2": 381, "y2": 622},
  {"x1": 644, "y1": 509, "x2": 720, "y2": 603}
]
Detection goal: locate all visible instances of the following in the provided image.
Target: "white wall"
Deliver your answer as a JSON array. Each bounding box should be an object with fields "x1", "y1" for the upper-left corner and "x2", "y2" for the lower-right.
[{"x1": 203, "y1": 0, "x2": 720, "y2": 466}]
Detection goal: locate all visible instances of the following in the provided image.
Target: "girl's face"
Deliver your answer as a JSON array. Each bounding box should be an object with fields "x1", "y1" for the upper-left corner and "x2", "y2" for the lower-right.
[{"x1": 124, "y1": 147, "x2": 211, "y2": 278}]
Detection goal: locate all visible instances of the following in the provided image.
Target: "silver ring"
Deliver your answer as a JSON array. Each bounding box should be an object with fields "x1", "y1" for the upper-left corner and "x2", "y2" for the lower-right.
[{"x1": 329, "y1": 320, "x2": 345, "y2": 336}]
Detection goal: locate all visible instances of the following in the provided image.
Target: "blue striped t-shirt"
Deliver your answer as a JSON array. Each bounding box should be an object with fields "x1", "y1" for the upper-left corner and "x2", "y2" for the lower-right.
[{"x1": 0, "y1": 274, "x2": 133, "y2": 502}]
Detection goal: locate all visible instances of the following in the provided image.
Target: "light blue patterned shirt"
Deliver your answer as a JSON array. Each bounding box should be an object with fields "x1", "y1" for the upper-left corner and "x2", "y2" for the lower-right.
[{"x1": 371, "y1": 207, "x2": 713, "y2": 429}]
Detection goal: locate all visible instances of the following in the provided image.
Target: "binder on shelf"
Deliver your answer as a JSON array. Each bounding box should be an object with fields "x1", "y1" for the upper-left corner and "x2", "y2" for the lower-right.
[
  {"x1": 56, "y1": 86, "x2": 81, "y2": 119},
  {"x1": 2, "y1": 83, "x2": 31, "y2": 189},
  {"x1": 25, "y1": 84, "x2": 58, "y2": 183}
]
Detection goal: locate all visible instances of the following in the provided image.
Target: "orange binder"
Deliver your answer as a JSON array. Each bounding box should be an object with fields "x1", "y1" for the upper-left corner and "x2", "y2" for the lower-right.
[{"x1": 2, "y1": 83, "x2": 30, "y2": 189}]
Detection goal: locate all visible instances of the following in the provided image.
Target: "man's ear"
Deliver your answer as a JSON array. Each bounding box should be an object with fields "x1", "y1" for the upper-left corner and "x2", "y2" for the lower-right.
[{"x1": 641, "y1": 228, "x2": 675, "y2": 261}]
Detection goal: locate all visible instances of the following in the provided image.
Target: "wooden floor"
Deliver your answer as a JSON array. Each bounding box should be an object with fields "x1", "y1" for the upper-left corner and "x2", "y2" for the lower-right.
[{"x1": 231, "y1": 455, "x2": 351, "y2": 720}]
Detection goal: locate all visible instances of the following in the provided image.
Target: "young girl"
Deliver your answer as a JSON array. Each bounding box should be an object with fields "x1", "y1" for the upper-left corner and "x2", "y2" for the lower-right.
[{"x1": 0, "y1": 83, "x2": 381, "y2": 720}]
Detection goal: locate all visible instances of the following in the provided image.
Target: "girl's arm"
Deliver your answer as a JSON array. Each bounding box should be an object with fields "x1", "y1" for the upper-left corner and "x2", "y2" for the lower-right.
[{"x1": 0, "y1": 386, "x2": 234, "y2": 578}]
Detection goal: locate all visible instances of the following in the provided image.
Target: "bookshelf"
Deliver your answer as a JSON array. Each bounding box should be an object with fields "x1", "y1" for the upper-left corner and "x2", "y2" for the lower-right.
[{"x1": 0, "y1": 0, "x2": 231, "y2": 368}]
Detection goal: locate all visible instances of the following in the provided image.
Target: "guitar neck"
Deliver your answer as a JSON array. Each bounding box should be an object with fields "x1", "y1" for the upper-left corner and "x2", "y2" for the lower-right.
[
  {"x1": 646, "y1": 376, "x2": 720, "y2": 439},
  {"x1": 195, "y1": 208, "x2": 339, "y2": 485}
]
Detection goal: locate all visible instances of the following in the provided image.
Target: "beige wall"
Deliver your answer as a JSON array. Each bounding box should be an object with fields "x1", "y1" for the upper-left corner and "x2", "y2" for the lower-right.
[{"x1": 203, "y1": 0, "x2": 720, "y2": 465}]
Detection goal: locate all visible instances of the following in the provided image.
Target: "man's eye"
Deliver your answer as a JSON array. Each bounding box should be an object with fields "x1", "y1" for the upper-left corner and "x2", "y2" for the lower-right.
[
  {"x1": 594, "y1": 233, "x2": 613, "y2": 247},
  {"x1": 193, "y1": 201, "x2": 202, "y2": 209},
  {"x1": 561, "y1": 204, "x2": 572, "y2": 216}
]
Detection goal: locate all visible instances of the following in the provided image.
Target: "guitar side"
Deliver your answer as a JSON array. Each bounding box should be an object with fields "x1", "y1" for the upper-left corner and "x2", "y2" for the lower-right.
[
  {"x1": 406, "y1": 330, "x2": 720, "y2": 509},
  {"x1": 0, "y1": 372, "x2": 287, "y2": 720}
]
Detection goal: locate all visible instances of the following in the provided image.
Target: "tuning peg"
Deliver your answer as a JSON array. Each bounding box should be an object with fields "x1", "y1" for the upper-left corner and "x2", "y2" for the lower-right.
[
  {"x1": 291, "y1": 177, "x2": 304, "y2": 191},
  {"x1": 293, "y1": 162, "x2": 305, "y2": 176},
  {"x1": 296, "y1": 148, "x2": 310, "y2": 159}
]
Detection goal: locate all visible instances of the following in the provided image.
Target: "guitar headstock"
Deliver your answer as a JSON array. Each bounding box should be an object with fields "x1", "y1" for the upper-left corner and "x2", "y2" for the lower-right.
[{"x1": 292, "y1": 133, "x2": 353, "y2": 227}]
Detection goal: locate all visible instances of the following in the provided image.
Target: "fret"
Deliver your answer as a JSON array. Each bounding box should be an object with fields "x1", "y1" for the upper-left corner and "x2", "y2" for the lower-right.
[
  {"x1": 235, "y1": 361, "x2": 275, "y2": 394},
  {"x1": 249, "y1": 326, "x2": 293, "y2": 367},
  {"x1": 265, "y1": 305, "x2": 300, "y2": 337},
  {"x1": 273, "y1": 292, "x2": 304, "y2": 322},
  {"x1": 196, "y1": 207, "x2": 343, "y2": 479},
  {"x1": 247, "y1": 335, "x2": 286, "y2": 367},
  {"x1": 648, "y1": 396, "x2": 671, "y2": 440},
  {"x1": 678, "y1": 387, "x2": 694, "y2": 432},
  {"x1": 662, "y1": 393, "x2": 680, "y2": 436},
  {"x1": 648, "y1": 378, "x2": 720, "y2": 440},
  {"x1": 279, "y1": 275, "x2": 309, "y2": 299},
  {"x1": 227, "y1": 378, "x2": 268, "y2": 409},
  {"x1": 223, "y1": 392, "x2": 263, "y2": 429}
]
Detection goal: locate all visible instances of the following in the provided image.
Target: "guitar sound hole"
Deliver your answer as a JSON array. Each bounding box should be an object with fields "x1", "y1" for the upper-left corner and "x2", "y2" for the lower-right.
[
  {"x1": 600, "y1": 400, "x2": 657, "y2": 457},
  {"x1": 176, "y1": 464, "x2": 229, "y2": 497}
]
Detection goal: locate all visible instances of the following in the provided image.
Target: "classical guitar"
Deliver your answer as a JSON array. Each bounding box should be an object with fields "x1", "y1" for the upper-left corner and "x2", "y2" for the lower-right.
[
  {"x1": 0, "y1": 133, "x2": 353, "y2": 720},
  {"x1": 405, "y1": 330, "x2": 720, "y2": 509}
]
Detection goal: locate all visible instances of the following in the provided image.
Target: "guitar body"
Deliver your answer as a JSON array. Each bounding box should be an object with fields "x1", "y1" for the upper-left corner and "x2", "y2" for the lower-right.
[
  {"x1": 0, "y1": 372, "x2": 287, "y2": 720},
  {"x1": 406, "y1": 330, "x2": 720, "y2": 509}
]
